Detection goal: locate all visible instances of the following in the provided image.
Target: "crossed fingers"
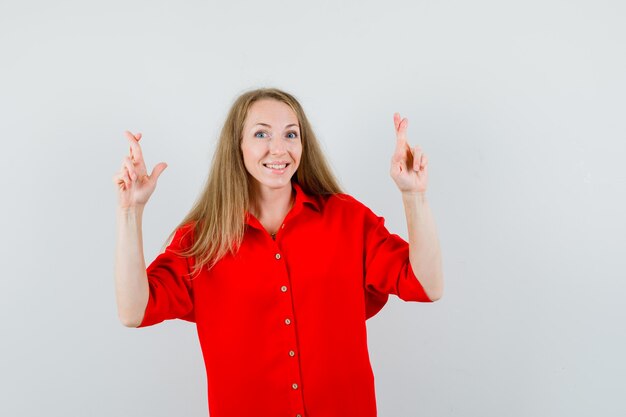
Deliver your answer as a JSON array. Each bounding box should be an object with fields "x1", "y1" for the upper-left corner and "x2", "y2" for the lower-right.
[
  {"x1": 123, "y1": 131, "x2": 148, "y2": 180},
  {"x1": 392, "y1": 112, "x2": 427, "y2": 172}
]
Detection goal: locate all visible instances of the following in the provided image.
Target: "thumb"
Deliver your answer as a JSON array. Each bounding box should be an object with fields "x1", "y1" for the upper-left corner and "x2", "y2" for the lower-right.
[{"x1": 150, "y1": 162, "x2": 168, "y2": 182}]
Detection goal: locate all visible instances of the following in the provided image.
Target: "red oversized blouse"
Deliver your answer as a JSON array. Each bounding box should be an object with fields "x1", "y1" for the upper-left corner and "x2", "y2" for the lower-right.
[{"x1": 138, "y1": 182, "x2": 432, "y2": 417}]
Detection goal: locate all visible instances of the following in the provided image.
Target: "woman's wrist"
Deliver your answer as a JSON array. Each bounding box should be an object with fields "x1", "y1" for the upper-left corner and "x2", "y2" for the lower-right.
[
  {"x1": 117, "y1": 204, "x2": 146, "y2": 218},
  {"x1": 401, "y1": 190, "x2": 427, "y2": 204}
]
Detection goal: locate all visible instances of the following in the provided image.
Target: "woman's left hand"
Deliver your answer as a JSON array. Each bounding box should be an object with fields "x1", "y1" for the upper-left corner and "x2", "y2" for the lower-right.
[{"x1": 390, "y1": 113, "x2": 428, "y2": 194}]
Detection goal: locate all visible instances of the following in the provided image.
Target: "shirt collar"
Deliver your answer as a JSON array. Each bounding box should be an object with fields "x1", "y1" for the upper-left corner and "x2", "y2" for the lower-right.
[
  {"x1": 245, "y1": 181, "x2": 321, "y2": 228},
  {"x1": 291, "y1": 181, "x2": 322, "y2": 212}
]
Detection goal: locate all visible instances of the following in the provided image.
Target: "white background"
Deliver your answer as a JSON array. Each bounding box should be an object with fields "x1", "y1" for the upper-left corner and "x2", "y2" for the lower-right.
[{"x1": 1, "y1": 0, "x2": 625, "y2": 416}]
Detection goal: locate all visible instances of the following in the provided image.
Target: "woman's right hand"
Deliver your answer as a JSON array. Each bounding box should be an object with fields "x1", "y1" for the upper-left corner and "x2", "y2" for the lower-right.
[{"x1": 113, "y1": 131, "x2": 168, "y2": 209}]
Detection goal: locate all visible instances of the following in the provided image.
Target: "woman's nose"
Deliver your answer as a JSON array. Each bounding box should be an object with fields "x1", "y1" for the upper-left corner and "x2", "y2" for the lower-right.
[{"x1": 269, "y1": 138, "x2": 286, "y2": 154}]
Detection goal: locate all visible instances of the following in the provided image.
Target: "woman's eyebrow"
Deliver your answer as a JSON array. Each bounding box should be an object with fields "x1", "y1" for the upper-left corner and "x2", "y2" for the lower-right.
[{"x1": 253, "y1": 122, "x2": 300, "y2": 129}]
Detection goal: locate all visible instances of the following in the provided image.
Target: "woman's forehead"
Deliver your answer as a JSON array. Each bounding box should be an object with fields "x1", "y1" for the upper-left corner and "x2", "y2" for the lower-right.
[{"x1": 246, "y1": 99, "x2": 299, "y2": 128}]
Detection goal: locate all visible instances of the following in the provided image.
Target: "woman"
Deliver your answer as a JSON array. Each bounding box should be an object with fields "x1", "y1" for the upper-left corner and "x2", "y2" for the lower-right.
[{"x1": 113, "y1": 88, "x2": 443, "y2": 417}]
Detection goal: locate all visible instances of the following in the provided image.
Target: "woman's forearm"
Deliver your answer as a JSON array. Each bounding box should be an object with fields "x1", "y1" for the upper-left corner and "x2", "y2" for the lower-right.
[
  {"x1": 402, "y1": 192, "x2": 444, "y2": 301},
  {"x1": 115, "y1": 207, "x2": 149, "y2": 327}
]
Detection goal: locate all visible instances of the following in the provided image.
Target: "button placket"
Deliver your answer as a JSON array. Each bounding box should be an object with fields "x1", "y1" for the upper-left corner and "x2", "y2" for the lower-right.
[{"x1": 275, "y1": 248, "x2": 305, "y2": 414}]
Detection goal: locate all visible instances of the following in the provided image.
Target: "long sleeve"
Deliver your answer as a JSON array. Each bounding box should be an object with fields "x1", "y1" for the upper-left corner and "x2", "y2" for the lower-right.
[
  {"x1": 137, "y1": 224, "x2": 196, "y2": 328},
  {"x1": 362, "y1": 206, "x2": 432, "y2": 319}
]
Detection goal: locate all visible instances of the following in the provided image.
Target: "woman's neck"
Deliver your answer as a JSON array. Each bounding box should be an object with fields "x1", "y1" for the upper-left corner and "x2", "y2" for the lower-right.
[{"x1": 251, "y1": 184, "x2": 295, "y2": 230}]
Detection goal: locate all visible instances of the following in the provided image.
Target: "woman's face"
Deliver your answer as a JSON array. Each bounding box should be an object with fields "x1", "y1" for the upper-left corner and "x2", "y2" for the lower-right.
[{"x1": 241, "y1": 99, "x2": 302, "y2": 194}]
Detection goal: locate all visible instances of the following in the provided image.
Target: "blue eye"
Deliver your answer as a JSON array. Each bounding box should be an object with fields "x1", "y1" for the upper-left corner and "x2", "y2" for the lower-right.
[
  {"x1": 287, "y1": 132, "x2": 298, "y2": 139},
  {"x1": 254, "y1": 131, "x2": 268, "y2": 139}
]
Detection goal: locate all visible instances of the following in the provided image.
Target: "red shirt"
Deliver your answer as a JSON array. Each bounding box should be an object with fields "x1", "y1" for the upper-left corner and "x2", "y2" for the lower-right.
[{"x1": 138, "y1": 182, "x2": 432, "y2": 417}]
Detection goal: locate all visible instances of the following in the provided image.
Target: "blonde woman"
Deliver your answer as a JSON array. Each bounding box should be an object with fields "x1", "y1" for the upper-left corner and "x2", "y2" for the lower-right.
[{"x1": 113, "y1": 88, "x2": 443, "y2": 417}]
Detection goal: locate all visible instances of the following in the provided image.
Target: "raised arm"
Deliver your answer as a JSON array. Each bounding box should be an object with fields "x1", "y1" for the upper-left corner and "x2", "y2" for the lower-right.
[
  {"x1": 112, "y1": 131, "x2": 168, "y2": 327},
  {"x1": 390, "y1": 114, "x2": 444, "y2": 301}
]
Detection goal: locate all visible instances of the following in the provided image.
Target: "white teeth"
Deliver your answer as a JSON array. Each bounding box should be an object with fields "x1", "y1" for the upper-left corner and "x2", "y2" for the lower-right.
[{"x1": 265, "y1": 163, "x2": 287, "y2": 169}]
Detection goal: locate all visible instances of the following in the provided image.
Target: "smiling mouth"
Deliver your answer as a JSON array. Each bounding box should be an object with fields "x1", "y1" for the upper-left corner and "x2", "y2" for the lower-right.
[{"x1": 263, "y1": 163, "x2": 289, "y2": 170}]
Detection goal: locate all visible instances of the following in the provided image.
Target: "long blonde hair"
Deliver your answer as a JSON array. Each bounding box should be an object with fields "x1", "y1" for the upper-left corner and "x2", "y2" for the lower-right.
[{"x1": 170, "y1": 88, "x2": 343, "y2": 276}]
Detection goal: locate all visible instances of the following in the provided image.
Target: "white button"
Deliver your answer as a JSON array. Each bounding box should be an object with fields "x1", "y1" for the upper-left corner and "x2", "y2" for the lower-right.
[
  {"x1": 281, "y1": 285, "x2": 288, "y2": 292},
  {"x1": 289, "y1": 350, "x2": 295, "y2": 357},
  {"x1": 292, "y1": 383, "x2": 298, "y2": 389},
  {"x1": 285, "y1": 318, "x2": 291, "y2": 325},
  {"x1": 275, "y1": 253, "x2": 281, "y2": 260},
  {"x1": 296, "y1": 414, "x2": 302, "y2": 417}
]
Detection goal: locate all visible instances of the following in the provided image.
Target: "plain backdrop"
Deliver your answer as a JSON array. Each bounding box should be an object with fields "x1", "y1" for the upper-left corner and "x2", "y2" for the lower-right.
[{"x1": 1, "y1": 0, "x2": 624, "y2": 416}]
